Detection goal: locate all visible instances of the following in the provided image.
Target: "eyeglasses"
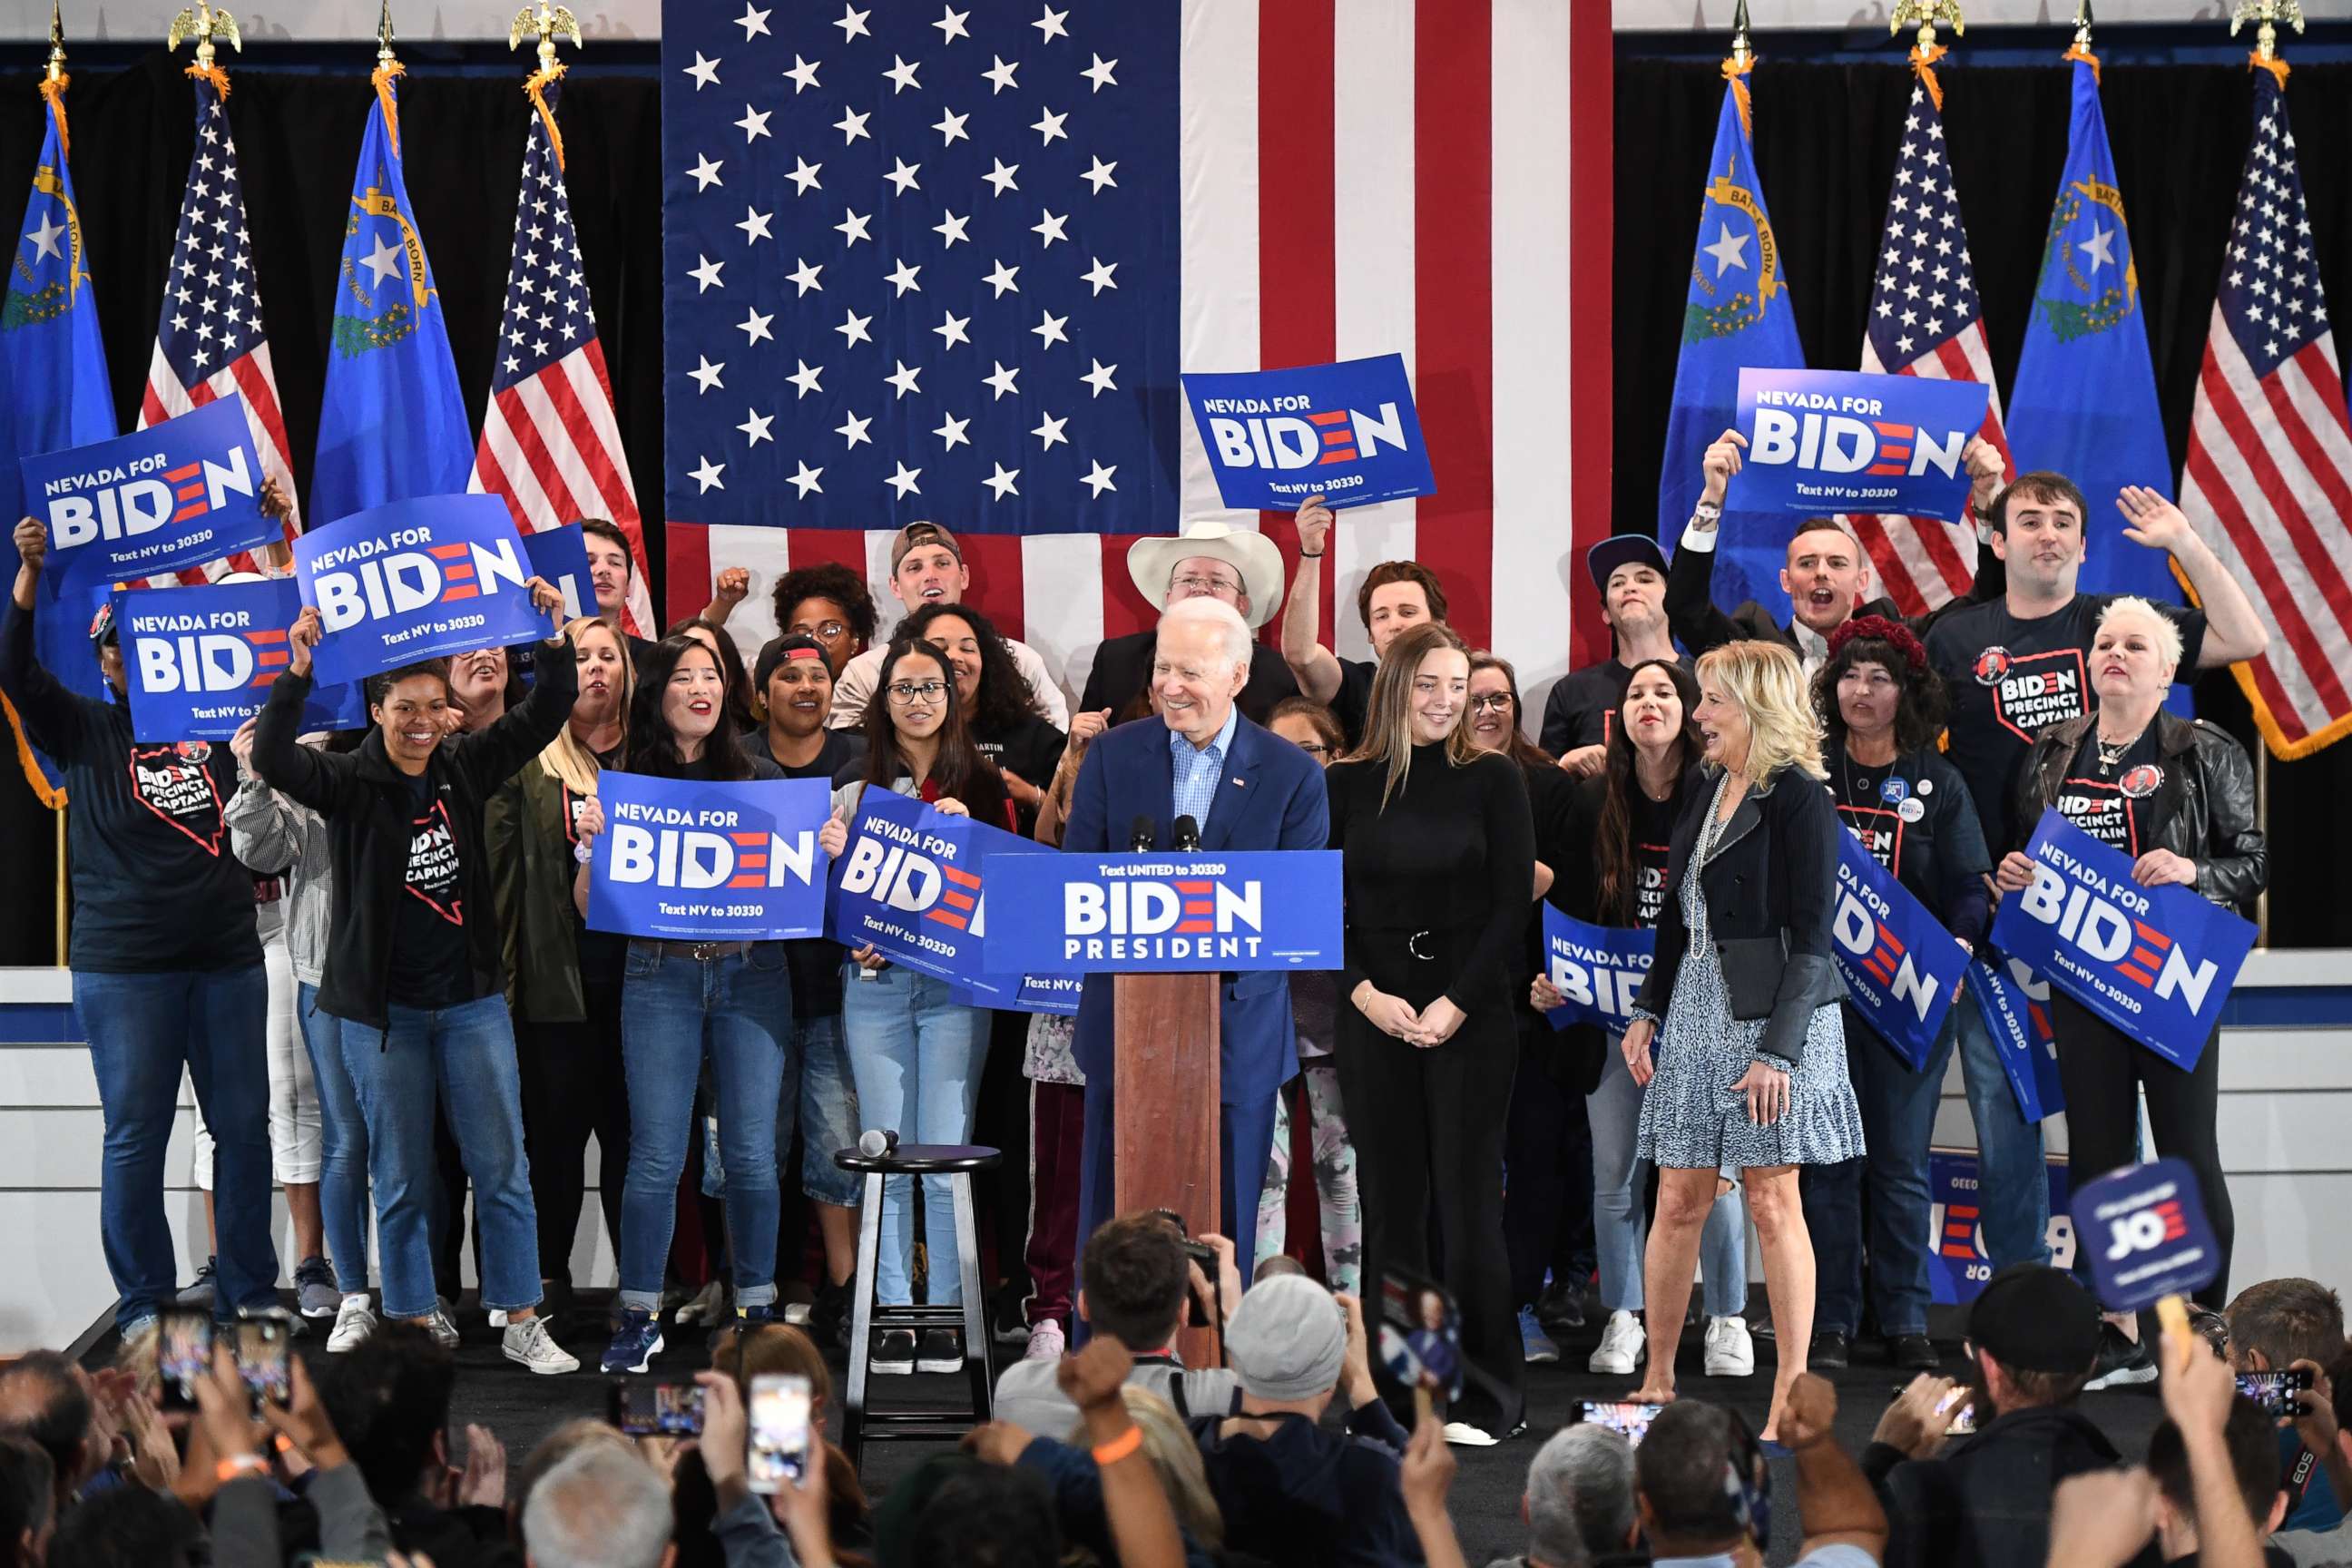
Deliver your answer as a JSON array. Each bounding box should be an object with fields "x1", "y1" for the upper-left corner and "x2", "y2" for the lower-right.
[
  {"x1": 1170, "y1": 573, "x2": 1242, "y2": 598},
  {"x1": 794, "y1": 621, "x2": 851, "y2": 641},
  {"x1": 885, "y1": 680, "x2": 948, "y2": 705},
  {"x1": 1468, "y1": 693, "x2": 1514, "y2": 713}
]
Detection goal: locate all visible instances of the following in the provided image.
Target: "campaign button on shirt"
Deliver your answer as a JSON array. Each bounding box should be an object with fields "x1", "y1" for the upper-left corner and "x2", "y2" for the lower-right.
[{"x1": 127, "y1": 742, "x2": 228, "y2": 854}]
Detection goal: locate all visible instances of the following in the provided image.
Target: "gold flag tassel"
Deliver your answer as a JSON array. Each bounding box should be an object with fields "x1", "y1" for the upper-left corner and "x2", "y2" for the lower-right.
[
  {"x1": 374, "y1": 0, "x2": 405, "y2": 154},
  {"x1": 1892, "y1": 1, "x2": 1965, "y2": 113},
  {"x1": 1721, "y1": 0, "x2": 1755, "y2": 139}
]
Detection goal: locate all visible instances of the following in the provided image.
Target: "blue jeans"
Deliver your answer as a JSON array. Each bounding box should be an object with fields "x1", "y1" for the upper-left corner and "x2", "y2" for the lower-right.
[
  {"x1": 296, "y1": 983, "x2": 370, "y2": 1295},
  {"x1": 1804, "y1": 1004, "x2": 1958, "y2": 1338},
  {"x1": 841, "y1": 965, "x2": 990, "y2": 1307},
  {"x1": 1954, "y1": 996, "x2": 2051, "y2": 1269},
  {"x1": 338, "y1": 995, "x2": 542, "y2": 1320},
  {"x1": 617, "y1": 944, "x2": 790, "y2": 1312},
  {"x1": 780, "y1": 1012, "x2": 863, "y2": 1209},
  {"x1": 77, "y1": 965, "x2": 274, "y2": 1327},
  {"x1": 1589, "y1": 1030, "x2": 1746, "y2": 1316}
]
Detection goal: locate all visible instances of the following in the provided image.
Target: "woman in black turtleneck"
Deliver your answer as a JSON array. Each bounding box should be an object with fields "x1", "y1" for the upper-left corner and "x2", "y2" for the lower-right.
[{"x1": 1326, "y1": 622, "x2": 1535, "y2": 1446}]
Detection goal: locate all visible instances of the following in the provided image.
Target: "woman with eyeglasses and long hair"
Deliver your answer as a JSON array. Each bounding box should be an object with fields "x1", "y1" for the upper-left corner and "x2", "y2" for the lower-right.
[
  {"x1": 1621, "y1": 641, "x2": 1860, "y2": 1439},
  {"x1": 484, "y1": 616, "x2": 634, "y2": 1329},
  {"x1": 1802, "y1": 616, "x2": 1992, "y2": 1375},
  {"x1": 575, "y1": 632, "x2": 792, "y2": 1375},
  {"x1": 816, "y1": 638, "x2": 1015, "y2": 1378},
  {"x1": 1529, "y1": 657, "x2": 1752, "y2": 1384},
  {"x1": 1328, "y1": 622, "x2": 1534, "y2": 1445},
  {"x1": 252, "y1": 582, "x2": 580, "y2": 1374}
]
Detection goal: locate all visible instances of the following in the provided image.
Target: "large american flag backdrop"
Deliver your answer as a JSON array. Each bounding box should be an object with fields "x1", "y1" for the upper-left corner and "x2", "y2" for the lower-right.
[{"x1": 659, "y1": 0, "x2": 1614, "y2": 705}]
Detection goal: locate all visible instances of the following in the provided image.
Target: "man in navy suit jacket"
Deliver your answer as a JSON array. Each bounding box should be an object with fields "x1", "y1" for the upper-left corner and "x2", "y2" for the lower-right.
[{"x1": 1062, "y1": 597, "x2": 1329, "y2": 1277}]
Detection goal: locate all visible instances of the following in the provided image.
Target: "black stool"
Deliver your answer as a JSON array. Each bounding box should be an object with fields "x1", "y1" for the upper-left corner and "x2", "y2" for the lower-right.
[{"x1": 833, "y1": 1142, "x2": 1001, "y2": 1469}]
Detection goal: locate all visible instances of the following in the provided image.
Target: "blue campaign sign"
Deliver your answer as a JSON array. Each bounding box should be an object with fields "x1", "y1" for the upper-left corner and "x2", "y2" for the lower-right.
[
  {"x1": 1988, "y1": 810, "x2": 2256, "y2": 1073},
  {"x1": 1928, "y1": 1151, "x2": 2076, "y2": 1305},
  {"x1": 1829, "y1": 829, "x2": 1966, "y2": 1069},
  {"x1": 978, "y1": 850, "x2": 1345, "y2": 975},
  {"x1": 2071, "y1": 1157, "x2": 2220, "y2": 1312},
  {"x1": 1538, "y1": 907, "x2": 1655, "y2": 1032},
  {"x1": 114, "y1": 578, "x2": 366, "y2": 743},
  {"x1": 1970, "y1": 956, "x2": 2067, "y2": 1123},
  {"x1": 521, "y1": 524, "x2": 595, "y2": 624},
  {"x1": 825, "y1": 788, "x2": 1047, "y2": 999},
  {"x1": 1181, "y1": 355, "x2": 1436, "y2": 513},
  {"x1": 1731, "y1": 368, "x2": 1990, "y2": 524},
  {"x1": 293, "y1": 495, "x2": 559, "y2": 687},
  {"x1": 585, "y1": 771, "x2": 830, "y2": 942},
  {"x1": 25, "y1": 396, "x2": 279, "y2": 592}
]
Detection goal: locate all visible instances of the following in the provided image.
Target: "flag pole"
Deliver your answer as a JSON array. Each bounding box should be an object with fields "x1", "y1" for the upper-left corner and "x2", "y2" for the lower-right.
[{"x1": 47, "y1": 2, "x2": 67, "y2": 968}]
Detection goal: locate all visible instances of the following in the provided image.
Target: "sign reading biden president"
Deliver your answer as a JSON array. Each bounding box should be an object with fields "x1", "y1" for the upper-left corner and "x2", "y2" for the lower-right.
[
  {"x1": 1988, "y1": 811, "x2": 2255, "y2": 1073},
  {"x1": 1731, "y1": 368, "x2": 1989, "y2": 523},
  {"x1": 585, "y1": 772, "x2": 830, "y2": 942},
  {"x1": 982, "y1": 851, "x2": 1344, "y2": 975},
  {"x1": 115, "y1": 577, "x2": 367, "y2": 743},
  {"x1": 293, "y1": 495, "x2": 558, "y2": 686},
  {"x1": 1182, "y1": 355, "x2": 1436, "y2": 512},
  {"x1": 24, "y1": 396, "x2": 280, "y2": 592}
]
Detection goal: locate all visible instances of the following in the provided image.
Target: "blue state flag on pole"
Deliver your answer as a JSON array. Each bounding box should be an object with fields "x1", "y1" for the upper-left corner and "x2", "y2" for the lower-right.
[
  {"x1": 1659, "y1": 69, "x2": 1807, "y2": 623},
  {"x1": 311, "y1": 72, "x2": 471, "y2": 527},
  {"x1": 2, "y1": 79, "x2": 115, "y2": 800},
  {"x1": 2008, "y1": 53, "x2": 2178, "y2": 608}
]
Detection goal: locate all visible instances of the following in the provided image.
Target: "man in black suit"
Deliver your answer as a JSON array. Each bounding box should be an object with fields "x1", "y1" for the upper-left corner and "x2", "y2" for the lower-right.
[
  {"x1": 1664, "y1": 427, "x2": 2008, "y2": 677},
  {"x1": 1077, "y1": 521, "x2": 1298, "y2": 726}
]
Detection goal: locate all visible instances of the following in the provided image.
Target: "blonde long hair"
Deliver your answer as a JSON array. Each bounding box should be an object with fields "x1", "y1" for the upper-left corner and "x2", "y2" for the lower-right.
[
  {"x1": 1347, "y1": 622, "x2": 1479, "y2": 809},
  {"x1": 536, "y1": 616, "x2": 632, "y2": 793},
  {"x1": 1064, "y1": 1387, "x2": 1224, "y2": 1549},
  {"x1": 1696, "y1": 639, "x2": 1827, "y2": 782}
]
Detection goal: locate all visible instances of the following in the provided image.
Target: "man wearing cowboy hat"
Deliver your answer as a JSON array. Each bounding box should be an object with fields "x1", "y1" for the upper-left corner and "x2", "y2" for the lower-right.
[{"x1": 1078, "y1": 521, "x2": 1298, "y2": 727}]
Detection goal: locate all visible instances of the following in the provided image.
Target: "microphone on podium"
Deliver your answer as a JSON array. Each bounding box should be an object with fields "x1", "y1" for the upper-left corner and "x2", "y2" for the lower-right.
[
  {"x1": 857, "y1": 1128, "x2": 900, "y2": 1159},
  {"x1": 1128, "y1": 814, "x2": 1157, "y2": 852},
  {"x1": 1172, "y1": 815, "x2": 1201, "y2": 851}
]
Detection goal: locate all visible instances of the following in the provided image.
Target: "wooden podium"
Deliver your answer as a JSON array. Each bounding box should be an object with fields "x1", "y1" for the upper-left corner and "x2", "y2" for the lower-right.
[{"x1": 1112, "y1": 971, "x2": 1220, "y2": 1363}]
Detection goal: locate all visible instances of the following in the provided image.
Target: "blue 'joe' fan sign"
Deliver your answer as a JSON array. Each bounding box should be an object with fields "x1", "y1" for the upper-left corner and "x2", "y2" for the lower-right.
[{"x1": 2070, "y1": 1157, "x2": 2220, "y2": 1314}]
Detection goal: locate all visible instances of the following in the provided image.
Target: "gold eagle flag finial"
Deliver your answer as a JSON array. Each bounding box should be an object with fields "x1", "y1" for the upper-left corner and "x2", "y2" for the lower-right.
[
  {"x1": 164, "y1": 1, "x2": 241, "y2": 75},
  {"x1": 2231, "y1": 0, "x2": 2304, "y2": 82},
  {"x1": 510, "y1": 0, "x2": 582, "y2": 77},
  {"x1": 1890, "y1": 0, "x2": 1965, "y2": 58}
]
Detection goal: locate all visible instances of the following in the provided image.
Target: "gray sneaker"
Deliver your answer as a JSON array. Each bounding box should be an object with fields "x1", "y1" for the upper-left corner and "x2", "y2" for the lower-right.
[
  {"x1": 504, "y1": 1315, "x2": 581, "y2": 1376},
  {"x1": 295, "y1": 1257, "x2": 339, "y2": 1319},
  {"x1": 421, "y1": 1306, "x2": 461, "y2": 1351},
  {"x1": 177, "y1": 1258, "x2": 217, "y2": 1308}
]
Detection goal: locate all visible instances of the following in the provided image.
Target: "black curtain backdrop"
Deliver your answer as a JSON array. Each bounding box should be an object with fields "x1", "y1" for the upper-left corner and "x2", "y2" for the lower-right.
[
  {"x1": 1615, "y1": 54, "x2": 2352, "y2": 946},
  {"x1": 1, "y1": 47, "x2": 2346, "y2": 956},
  {"x1": 0, "y1": 49, "x2": 661, "y2": 965}
]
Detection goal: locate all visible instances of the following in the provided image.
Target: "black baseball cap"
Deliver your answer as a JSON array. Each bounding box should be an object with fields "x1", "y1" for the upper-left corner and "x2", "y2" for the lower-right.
[
  {"x1": 754, "y1": 632, "x2": 830, "y2": 690},
  {"x1": 87, "y1": 598, "x2": 118, "y2": 647},
  {"x1": 1586, "y1": 534, "x2": 1670, "y2": 593},
  {"x1": 1965, "y1": 1263, "x2": 2102, "y2": 1376}
]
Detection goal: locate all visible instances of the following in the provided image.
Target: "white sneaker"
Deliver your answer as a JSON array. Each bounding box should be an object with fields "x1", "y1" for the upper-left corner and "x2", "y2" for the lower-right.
[
  {"x1": 1024, "y1": 1320, "x2": 1065, "y2": 1362},
  {"x1": 1704, "y1": 1315, "x2": 1756, "y2": 1377},
  {"x1": 1441, "y1": 1421, "x2": 1501, "y2": 1447},
  {"x1": 328, "y1": 1296, "x2": 377, "y2": 1354},
  {"x1": 487, "y1": 1308, "x2": 509, "y2": 1329},
  {"x1": 1589, "y1": 1309, "x2": 1646, "y2": 1376},
  {"x1": 421, "y1": 1306, "x2": 461, "y2": 1351},
  {"x1": 673, "y1": 1280, "x2": 727, "y2": 1327},
  {"x1": 503, "y1": 1316, "x2": 581, "y2": 1375}
]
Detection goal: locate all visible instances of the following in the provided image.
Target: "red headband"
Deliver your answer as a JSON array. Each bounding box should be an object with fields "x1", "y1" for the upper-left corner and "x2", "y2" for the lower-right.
[{"x1": 1827, "y1": 614, "x2": 1928, "y2": 675}]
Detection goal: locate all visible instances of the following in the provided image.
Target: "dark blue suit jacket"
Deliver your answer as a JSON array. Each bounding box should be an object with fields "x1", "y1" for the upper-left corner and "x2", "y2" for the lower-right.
[{"x1": 1062, "y1": 710, "x2": 1329, "y2": 1105}]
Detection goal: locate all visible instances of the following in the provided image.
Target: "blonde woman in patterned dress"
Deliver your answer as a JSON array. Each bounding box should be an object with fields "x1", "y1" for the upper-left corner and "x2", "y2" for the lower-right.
[{"x1": 1619, "y1": 641, "x2": 1863, "y2": 1440}]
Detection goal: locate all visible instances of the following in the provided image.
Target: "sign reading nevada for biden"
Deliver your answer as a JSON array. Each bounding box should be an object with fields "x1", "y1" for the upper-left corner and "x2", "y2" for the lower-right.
[
  {"x1": 825, "y1": 788, "x2": 1047, "y2": 999},
  {"x1": 114, "y1": 577, "x2": 367, "y2": 743},
  {"x1": 584, "y1": 771, "x2": 830, "y2": 942},
  {"x1": 1731, "y1": 368, "x2": 1989, "y2": 523},
  {"x1": 1970, "y1": 956, "x2": 2067, "y2": 1123},
  {"x1": 1989, "y1": 811, "x2": 2255, "y2": 1073},
  {"x1": 1831, "y1": 829, "x2": 1966, "y2": 1069},
  {"x1": 293, "y1": 495, "x2": 559, "y2": 686},
  {"x1": 1181, "y1": 355, "x2": 1436, "y2": 512},
  {"x1": 1539, "y1": 907, "x2": 1654, "y2": 1031},
  {"x1": 981, "y1": 851, "x2": 1344, "y2": 975},
  {"x1": 24, "y1": 396, "x2": 279, "y2": 592}
]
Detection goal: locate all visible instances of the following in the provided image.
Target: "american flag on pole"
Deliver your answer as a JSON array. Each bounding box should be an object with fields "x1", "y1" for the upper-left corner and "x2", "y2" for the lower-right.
[
  {"x1": 135, "y1": 73, "x2": 299, "y2": 582},
  {"x1": 2177, "y1": 64, "x2": 2352, "y2": 760},
  {"x1": 659, "y1": 0, "x2": 1615, "y2": 705},
  {"x1": 468, "y1": 74, "x2": 658, "y2": 639},
  {"x1": 1839, "y1": 64, "x2": 2012, "y2": 616}
]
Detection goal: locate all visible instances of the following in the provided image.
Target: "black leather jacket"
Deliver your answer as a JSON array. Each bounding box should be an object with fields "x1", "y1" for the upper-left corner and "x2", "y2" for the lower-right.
[{"x1": 2015, "y1": 710, "x2": 2267, "y2": 909}]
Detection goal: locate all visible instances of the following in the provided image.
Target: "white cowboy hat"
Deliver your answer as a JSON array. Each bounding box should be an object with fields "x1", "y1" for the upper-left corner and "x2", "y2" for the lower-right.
[{"x1": 1126, "y1": 520, "x2": 1286, "y2": 629}]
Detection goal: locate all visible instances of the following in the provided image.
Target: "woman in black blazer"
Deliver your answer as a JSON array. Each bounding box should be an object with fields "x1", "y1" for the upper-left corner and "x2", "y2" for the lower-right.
[{"x1": 1620, "y1": 640, "x2": 1862, "y2": 1438}]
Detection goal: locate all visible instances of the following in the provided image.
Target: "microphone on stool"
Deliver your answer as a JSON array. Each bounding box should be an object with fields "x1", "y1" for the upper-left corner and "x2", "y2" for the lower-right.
[
  {"x1": 1172, "y1": 814, "x2": 1201, "y2": 851},
  {"x1": 858, "y1": 1128, "x2": 900, "y2": 1159},
  {"x1": 1128, "y1": 814, "x2": 1157, "y2": 852}
]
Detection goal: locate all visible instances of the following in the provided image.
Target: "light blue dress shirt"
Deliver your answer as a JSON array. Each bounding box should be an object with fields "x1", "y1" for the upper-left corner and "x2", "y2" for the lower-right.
[{"x1": 1168, "y1": 702, "x2": 1241, "y2": 831}]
